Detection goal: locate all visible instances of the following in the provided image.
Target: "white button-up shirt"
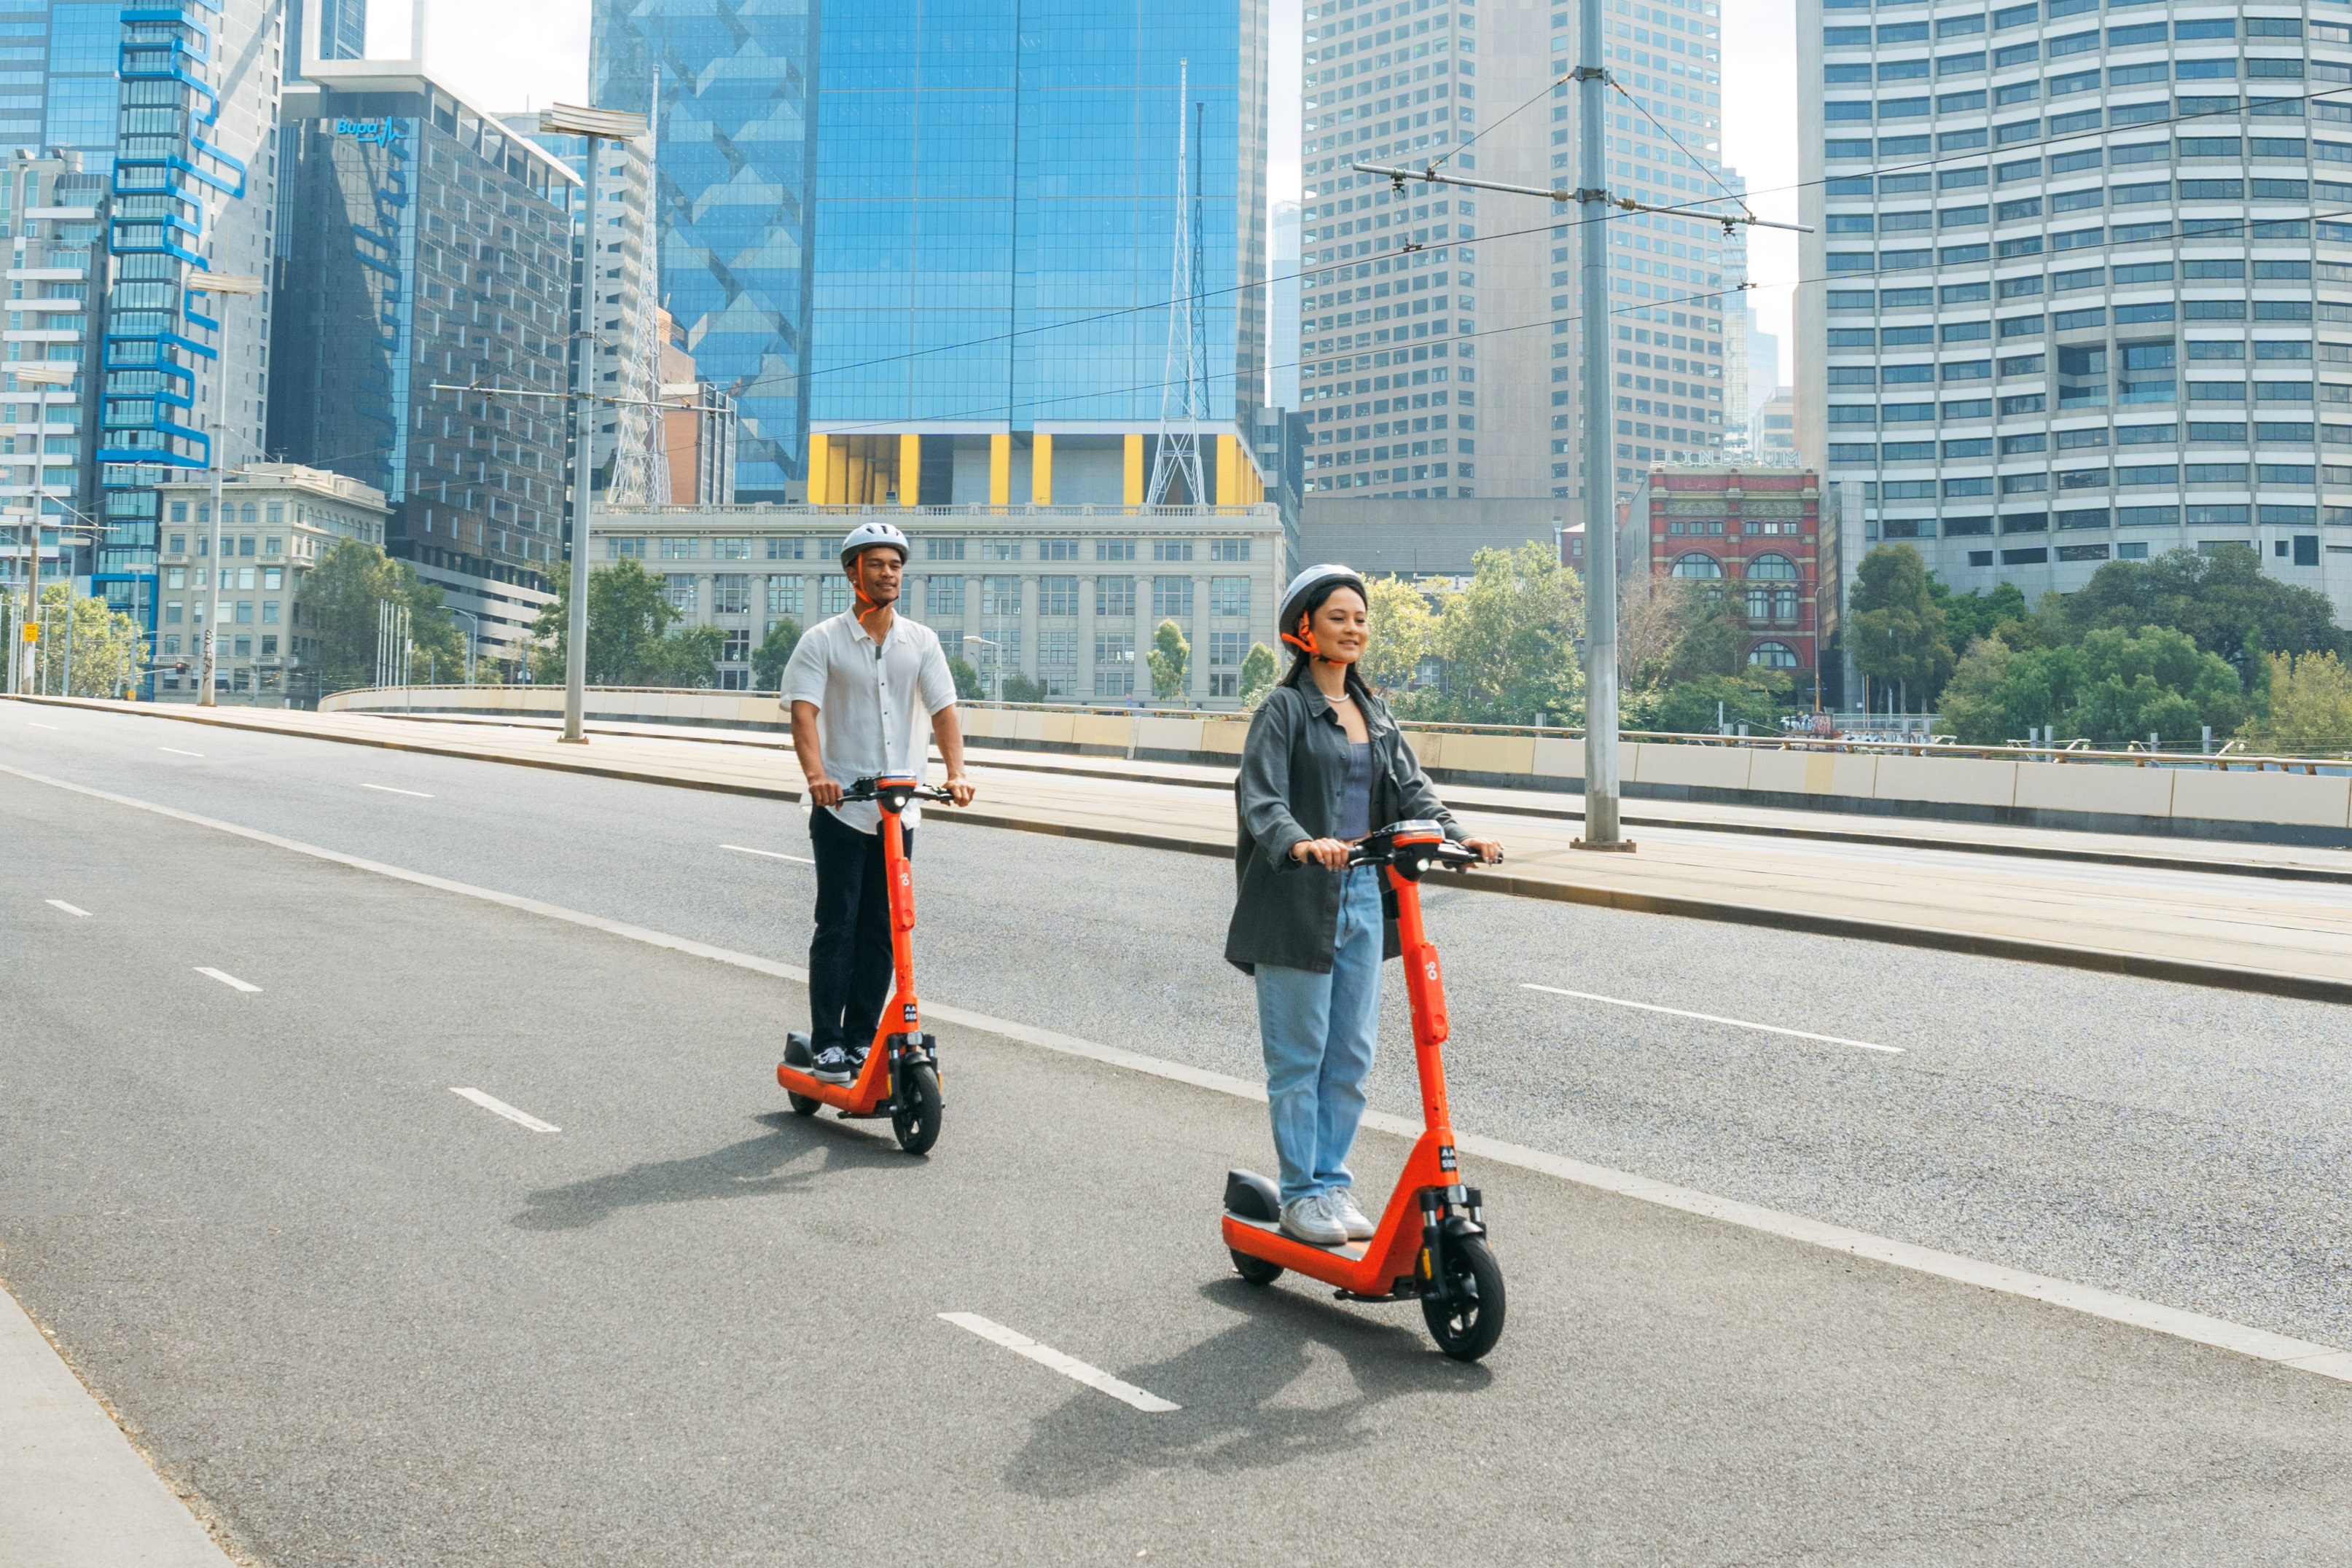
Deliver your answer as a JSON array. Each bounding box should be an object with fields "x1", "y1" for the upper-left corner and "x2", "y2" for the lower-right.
[{"x1": 781, "y1": 610, "x2": 958, "y2": 834}]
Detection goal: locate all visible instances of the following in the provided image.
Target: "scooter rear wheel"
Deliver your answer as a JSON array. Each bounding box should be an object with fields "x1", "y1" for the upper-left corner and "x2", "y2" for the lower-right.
[
  {"x1": 1422, "y1": 1235, "x2": 1505, "y2": 1363},
  {"x1": 787, "y1": 1091, "x2": 821, "y2": 1116},
  {"x1": 1230, "y1": 1250, "x2": 1284, "y2": 1286},
  {"x1": 891, "y1": 1063, "x2": 942, "y2": 1155}
]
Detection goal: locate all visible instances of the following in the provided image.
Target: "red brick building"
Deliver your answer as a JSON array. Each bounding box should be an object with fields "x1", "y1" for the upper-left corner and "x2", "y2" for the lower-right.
[{"x1": 1620, "y1": 466, "x2": 1824, "y2": 683}]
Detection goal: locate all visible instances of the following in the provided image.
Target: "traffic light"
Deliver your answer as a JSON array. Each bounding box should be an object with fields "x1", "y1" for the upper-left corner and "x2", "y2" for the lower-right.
[{"x1": 173, "y1": 660, "x2": 188, "y2": 675}]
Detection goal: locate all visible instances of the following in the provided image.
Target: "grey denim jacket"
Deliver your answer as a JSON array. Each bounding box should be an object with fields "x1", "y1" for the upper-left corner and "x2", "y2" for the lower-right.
[{"x1": 1224, "y1": 680, "x2": 1462, "y2": 975}]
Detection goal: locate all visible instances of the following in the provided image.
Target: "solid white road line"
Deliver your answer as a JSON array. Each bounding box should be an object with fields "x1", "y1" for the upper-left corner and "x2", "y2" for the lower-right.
[
  {"x1": 449, "y1": 1087, "x2": 561, "y2": 1134},
  {"x1": 939, "y1": 1313, "x2": 1179, "y2": 1413},
  {"x1": 1522, "y1": 983, "x2": 1904, "y2": 1055},
  {"x1": 157, "y1": 747, "x2": 203, "y2": 758},
  {"x1": 720, "y1": 843, "x2": 814, "y2": 865},
  {"x1": 10, "y1": 760, "x2": 2347, "y2": 1387},
  {"x1": 27, "y1": 721, "x2": 58, "y2": 729},
  {"x1": 194, "y1": 967, "x2": 260, "y2": 994},
  {"x1": 44, "y1": 900, "x2": 90, "y2": 917},
  {"x1": 361, "y1": 783, "x2": 434, "y2": 799}
]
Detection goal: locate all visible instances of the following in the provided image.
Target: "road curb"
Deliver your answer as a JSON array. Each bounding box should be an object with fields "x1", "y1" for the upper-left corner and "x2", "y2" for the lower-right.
[{"x1": 18, "y1": 695, "x2": 2352, "y2": 1006}]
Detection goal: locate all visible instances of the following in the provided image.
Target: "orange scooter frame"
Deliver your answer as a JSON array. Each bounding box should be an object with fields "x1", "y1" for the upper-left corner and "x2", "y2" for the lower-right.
[
  {"x1": 1221, "y1": 820, "x2": 1507, "y2": 1361},
  {"x1": 778, "y1": 775, "x2": 950, "y2": 1155}
]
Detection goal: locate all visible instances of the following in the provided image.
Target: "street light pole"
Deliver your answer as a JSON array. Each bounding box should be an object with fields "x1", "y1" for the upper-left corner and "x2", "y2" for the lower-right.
[
  {"x1": 1571, "y1": 3, "x2": 1625, "y2": 850},
  {"x1": 540, "y1": 103, "x2": 650, "y2": 745},
  {"x1": 186, "y1": 270, "x2": 266, "y2": 708}
]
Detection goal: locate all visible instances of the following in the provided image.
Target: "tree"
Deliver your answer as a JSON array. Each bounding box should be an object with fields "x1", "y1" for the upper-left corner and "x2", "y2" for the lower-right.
[
  {"x1": 2062, "y1": 546, "x2": 2344, "y2": 678},
  {"x1": 28, "y1": 586, "x2": 144, "y2": 697},
  {"x1": 1406, "y1": 542, "x2": 1585, "y2": 724},
  {"x1": 1356, "y1": 574, "x2": 1437, "y2": 693},
  {"x1": 2239, "y1": 650, "x2": 2352, "y2": 754},
  {"x1": 1931, "y1": 577, "x2": 2042, "y2": 654},
  {"x1": 1618, "y1": 574, "x2": 1700, "y2": 692},
  {"x1": 1939, "y1": 624, "x2": 2244, "y2": 745},
  {"x1": 1146, "y1": 618, "x2": 1190, "y2": 702},
  {"x1": 751, "y1": 616, "x2": 802, "y2": 691},
  {"x1": 301, "y1": 538, "x2": 461, "y2": 692},
  {"x1": 528, "y1": 559, "x2": 687, "y2": 685},
  {"x1": 1652, "y1": 673, "x2": 1788, "y2": 734},
  {"x1": 641, "y1": 624, "x2": 728, "y2": 688},
  {"x1": 1238, "y1": 641, "x2": 1278, "y2": 706},
  {"x1": 947, "y1": 654, "x2": 984, "y2": 701},
  {"x1": 1847, "y1": 544, "x2": 1953, "y2": 710},
  {"x1": 1001, "y1": 672, "x2": 1048, "y2": 704}
]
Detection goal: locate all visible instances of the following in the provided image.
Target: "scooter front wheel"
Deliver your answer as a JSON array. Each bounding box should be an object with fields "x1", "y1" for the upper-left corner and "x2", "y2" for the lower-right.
[
  {"x1": 1422, "y1": 1235, "x2": 1505, "y2": 1363},
  {"x1": 891, "y1": 1063, "x2": 942, "y2": 1155}
]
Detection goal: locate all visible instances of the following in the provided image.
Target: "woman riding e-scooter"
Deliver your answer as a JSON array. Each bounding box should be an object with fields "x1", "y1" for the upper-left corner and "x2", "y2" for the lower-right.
[{"x1": 1224, "y1": 565, "x2": 1504, "y2": 1247}]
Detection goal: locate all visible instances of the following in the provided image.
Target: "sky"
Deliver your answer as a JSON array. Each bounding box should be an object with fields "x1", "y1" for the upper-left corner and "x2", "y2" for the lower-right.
[{"x1": 402, "y1": 0, "x2": 1796, "y2": 385}]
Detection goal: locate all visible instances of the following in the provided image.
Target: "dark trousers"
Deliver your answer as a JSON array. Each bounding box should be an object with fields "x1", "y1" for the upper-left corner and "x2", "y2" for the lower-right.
[{"x1": 808, "y1": 806, "x2": 913, "y2": 1053}]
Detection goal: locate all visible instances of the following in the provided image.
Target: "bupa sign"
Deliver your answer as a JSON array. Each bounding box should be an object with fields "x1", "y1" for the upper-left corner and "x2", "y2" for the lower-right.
[{"x1": 333, "y1": 118, "x2": 402, "y2": 148}]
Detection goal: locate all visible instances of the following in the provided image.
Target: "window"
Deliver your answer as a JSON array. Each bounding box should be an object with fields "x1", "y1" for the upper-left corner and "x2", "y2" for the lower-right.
[
  {"x1": 1749, "y1": 642, "x2": 1799, "y2": 669},
  {"x1": 1670, "y1": 553, "x2": 1723, "y2": 579},
  {"x1": 768, "y1": 576, "x2": 805, "y2": 617},
  {"x1": 1039, "y1": 576, "x2": 1079, "y2": 617},
  {"x1": 660, "y1": 537, "x2": 699, "y2": 560},
  {"x1": 1152, "y1": 576, "x2": 1195, "y2": 618},
  {"x1": 712, "y1": 574, "x2": 750, "y2": 614},
  {"x1": 926, "y1": 538, "x2": 966, "y2": 561},
  {"x1": 714, "y1": 538, "x2": 751, "y2": 560},
  {"x1": 983, "y1": 541, "x2": 1021, "y2": 561},
  {"x1": 1209, "y1": 631, "x2": 1246, "y2": 669},
  {"x1": 664, "y1": 574, "x2": 698, "y2": 611},
  {"x1": 607, "y1": 537, "x2": 645, "y2": 559},
  {"x1": 1093, "y1": 632, "x2": 1135, "y2": 697},
  {"x1": 1039, "y1": 540, "x2": 1079, "y2": 561},
  {"x1": 1209, "y1": 576, "x2": 1251, "y2": 618},
  {"x1": 820, "y1": 579, "x2": 852, "y2": 616},
  {"x1": 981, "y1": 576, "x2": 1023, "y2": 616},
  {"x1": 1210, "y1": 538, "x2": 1251, "y2": 561},
  {"x1": 1153, "y1": 540, "x2": 1195, "y2": 562},
  {"x1": 768, "y1": 538, "x2": 807, "y2": 560},
  {"x1": 926, "y1": 576, "x2": 965, "y2": 618},
  {"x1": 721, "y1": 630, "x2": 751, "y2": 663},
  {"x1": 1097, "y1": 576, "x2": 1136, "y2": 617},
  {"x1": 1096, "y1": 539, "x2": 1137, "y2": 561}
]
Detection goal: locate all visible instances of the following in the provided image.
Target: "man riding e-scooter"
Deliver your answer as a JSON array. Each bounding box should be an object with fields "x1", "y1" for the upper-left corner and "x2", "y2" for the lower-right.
[{"x1": 781, "y1": 521, "x2": 976, "y2": 1083}]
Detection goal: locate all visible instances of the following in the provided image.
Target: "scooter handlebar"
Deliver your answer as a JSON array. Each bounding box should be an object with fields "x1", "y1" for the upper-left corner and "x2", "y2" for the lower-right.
[
  {"x1": 1345, "y1": 827, "x2": 1497, "y2": 871},
  {"x1": 840, "y1": 777, "x2": 958, "y2": 805}
]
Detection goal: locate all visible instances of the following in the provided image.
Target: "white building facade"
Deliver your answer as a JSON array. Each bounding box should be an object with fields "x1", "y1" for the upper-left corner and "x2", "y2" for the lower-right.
[{"x1": 1798, "y1": 0, "x2": 2352, "y2": 626}]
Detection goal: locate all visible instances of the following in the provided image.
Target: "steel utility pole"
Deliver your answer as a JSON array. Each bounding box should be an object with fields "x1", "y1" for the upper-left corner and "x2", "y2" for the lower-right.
[
  {"x1": 540, "y1": 103, "x2": 651, "y2": 744},
  {"x1": 1353, "y1": 44, "x2": 1805, "y2": 852}
]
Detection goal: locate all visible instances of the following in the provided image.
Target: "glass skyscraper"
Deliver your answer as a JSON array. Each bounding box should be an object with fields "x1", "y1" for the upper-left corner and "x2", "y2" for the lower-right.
[
  {"x1": 1799, "y1": 0, "x2": 2352, "y2": 642},
  {"x1": 592, "y1": 0, "x2": 821, "y2": 503}
]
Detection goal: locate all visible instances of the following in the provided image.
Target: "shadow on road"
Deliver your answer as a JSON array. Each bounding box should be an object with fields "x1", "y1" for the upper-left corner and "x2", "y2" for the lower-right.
[
  {"x1": 509, "y1": 1112, "x2": 906, "y2": 1230},
  {"x1": 1004, "y1": 1279, "x2": 1492, "y2": 1497}
]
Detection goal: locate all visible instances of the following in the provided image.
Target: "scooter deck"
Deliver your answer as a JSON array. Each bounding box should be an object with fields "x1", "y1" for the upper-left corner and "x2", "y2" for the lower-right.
[{"x1": 1224, "y1": 1212, "x2": 1371, "y2": 1265}]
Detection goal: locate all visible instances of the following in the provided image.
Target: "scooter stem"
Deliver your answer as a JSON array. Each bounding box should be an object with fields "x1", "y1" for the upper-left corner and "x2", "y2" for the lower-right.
[
  {"x1": 880, "y1": 801, "x2": 919, "y2": 1033},
  {"x1": 1388, "y1": 865, "x2": 1452, "y2": 1134}
]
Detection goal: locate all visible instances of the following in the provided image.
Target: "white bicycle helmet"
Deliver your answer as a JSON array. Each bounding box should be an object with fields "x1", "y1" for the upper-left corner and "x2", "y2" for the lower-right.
[
  {"x1": 838, "y1": 518, "x2": 910, "y2": 568},
  {"x1": 1278, "y1": 562, "x2": 1369, "y2": 650}
]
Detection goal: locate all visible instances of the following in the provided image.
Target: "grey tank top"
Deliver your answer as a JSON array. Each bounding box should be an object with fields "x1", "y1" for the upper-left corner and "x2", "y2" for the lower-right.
[{"x1": 1337, "y1": 740, "x2": 1373, "y2": 842}]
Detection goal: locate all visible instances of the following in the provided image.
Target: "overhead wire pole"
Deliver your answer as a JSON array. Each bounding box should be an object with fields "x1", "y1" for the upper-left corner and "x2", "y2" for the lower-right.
[
  {"x1": 1353, "y1": 55, "x2": 1805, "y2": 853},
  {"x1": 541, "y1": 103, "x2": 651, "y2": 744}
]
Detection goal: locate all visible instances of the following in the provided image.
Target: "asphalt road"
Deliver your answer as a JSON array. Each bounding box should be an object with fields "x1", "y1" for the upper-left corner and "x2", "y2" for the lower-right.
[{"x1": 8, "y1": 763, "x2": 2352, "y2": 1564}]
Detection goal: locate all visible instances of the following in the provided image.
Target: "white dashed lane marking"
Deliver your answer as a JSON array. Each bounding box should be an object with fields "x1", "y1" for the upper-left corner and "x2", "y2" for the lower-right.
[
  {"x1": 450, "y1": 1088, "x2": 561, "y2": 1133},
  {"x1": 195, "y1": 967, "x2": 262, "y2": 994},
  {"x1": 45, "y1": 900, "x2": 90, "y2": 917},
  {"x1": 1521, "y1": 984, "x2": 1903, "y2": 1055},
  {"x1": 722, "y1": 844, "x2": 814, "y2": 865},
  {"x1": 939, "y1": 1313, "x2": 1179, "y2": 1413},
  {"x1": 158, "y1": 747, "x2": 204, "y2": 758},
  {"x1": 361, "y1": 783, "x2": 435, "y2": 799}
]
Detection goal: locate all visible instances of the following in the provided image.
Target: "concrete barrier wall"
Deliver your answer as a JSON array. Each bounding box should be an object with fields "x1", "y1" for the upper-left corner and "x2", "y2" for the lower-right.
[{"x1": 322, "y1": 687, "x2": 2352, "y2": 844}]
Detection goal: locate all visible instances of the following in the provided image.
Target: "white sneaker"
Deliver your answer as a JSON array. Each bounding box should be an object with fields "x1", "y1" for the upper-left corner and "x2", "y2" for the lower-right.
[
  {"x1": 1279, "y1": 1195, "x2": 1349, "y2": 1247},
  {"x1": 1327, "y1": 1189, "x2": 1376, "y2": 1241}
]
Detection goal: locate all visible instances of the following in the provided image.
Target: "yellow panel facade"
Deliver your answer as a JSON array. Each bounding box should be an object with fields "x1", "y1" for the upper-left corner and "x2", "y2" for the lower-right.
[
  {"x1": 899, "y1": 433, "x2": 921, "y2": 506},
  {"x1": 1031, "y1": 432, "x2": 1053, "y2": 504},
  {"x1": 806, "y1": 434, "x2": 832, "y2": 504},
  {"x1": 990, "y1": 434, "x2": 1012, "y2": 506},
  {"x1": 1216, "y1": 434, "x2": 1240, "y2": 504},
  {"x1": 1124, "y1": 434, "x2": 1145, "y2": 505}
]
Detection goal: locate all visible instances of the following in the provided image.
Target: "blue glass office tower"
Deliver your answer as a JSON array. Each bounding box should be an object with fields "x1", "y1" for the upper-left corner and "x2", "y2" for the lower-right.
[
  {"x1": 592, "y1": 1, "x2": 820, "y2": 503},
  {"x1": 287, "y1": 0, "x2": 368, "y2": 78},
  {"x1": 801, "y1": 0, "x2": 1270, "y2": 508}
]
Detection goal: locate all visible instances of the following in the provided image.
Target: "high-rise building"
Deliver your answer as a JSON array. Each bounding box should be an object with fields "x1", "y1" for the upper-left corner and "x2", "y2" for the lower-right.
[
  {"x1": 1272, "y1": 198, "x2": 1303, "y2": 408},
  {"x1": 95, "y1": 0, "x2": 286, "y2": 647},
  {"x1": 591, "y1": 1, "x2": 819, "y2": 502},
  {"x1": 270, "y1": 13, "x2": 577, "y2": 659},
  {"x1": 3, "y1": 153, "x2": 106, "y2": 592},
  {"x1": 1798, "y1": 0, "x2": 2352, "y2": 643},
  {"x1": 1754, "y1": 384, "x2": 1797, "y2": 462},
  {"x1": 21, "y1": 3, "x2": 124, "y2": 165},
  {"x1": 288, "y1": 0, "x2": 368, "y2": 77},
  {"x1": 794, "y1": 0, "x2": 1272, "y2": 512},
  {"x1": 1746, "y1": 310, "x2": 1781, "y2": 427},
  {"x1": 1293, "y1": 0, "x2": 1738, "y2": 573}
]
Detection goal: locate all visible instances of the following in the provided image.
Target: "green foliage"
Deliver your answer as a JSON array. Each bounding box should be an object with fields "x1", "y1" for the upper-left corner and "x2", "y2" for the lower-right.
[
  {"x1": 1238, "y1": 641, "x2": 1278, "y2": 706},
  {"x1": 947, "y1": 654, "x2": 984, "y2": 701},
  {"x1": 1847, "y1": 545, "x2": 1954, "y2": 703},
  {"x1": 1939, "y1": 624, "x2": 2245, "y2": 745},
  {"x1": 1931, "y1": 578, "x2": 2042, "y2": 654},
  {"x1": 1663, "y1": 584, "x2": 1743, "y2": 683},
  {"x1": 302, "y1": 538, "x2": 463, "y2": 691},
  {"x1": 1356, "y1": 575, "x2": 1436, "y2": 693},
  {"x1": 528, "y1": 559, "x2": 712, "y2": 686},
  {"x1": 23, "y1": 586, "x2": 144, "y2": 697},
  {"x1": 2239, "y1": 650, "x2": 2352, "y2": 753},
  {"x1": 1651, "y1": 673, "x2": 1789, "y2": 734},
  {"x1": 2060, "y1": 546, "x2": 2344, "y2": 675},
  {"x1": 751, "y1": 616, "x2": 802, "y2": 691},
  {"x1": 1001, "y1": 672, "x2": 1048, "y2": 704},
  {"x1": 1146, "y1": 618, "x2": 1190, "y2": 702},
  {"x1": 1399, "y1": 542, "x2": 1585, "y2": 724}
]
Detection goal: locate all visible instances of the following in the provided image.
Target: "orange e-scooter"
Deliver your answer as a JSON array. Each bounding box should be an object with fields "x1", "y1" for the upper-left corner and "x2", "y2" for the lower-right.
[
  {"x1": 778, "y1": 775, "x2": 950, "y2": 1155},
  {"x1": 1220, "y1": 820, "x2": 1506, "y2": 1362}
]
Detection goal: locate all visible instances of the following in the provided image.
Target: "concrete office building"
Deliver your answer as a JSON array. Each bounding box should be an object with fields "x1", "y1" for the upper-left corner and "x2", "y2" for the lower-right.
[
  {"x1": 1294, "y1": 0, "x2": 1743, "y2": 572},
  {"x1": 1273, "y1": 197, "x2": 1303, "y2": 409},
  {"x1": 95, "y1": 0, "x2": 286, "y2": 644},
  {"x1": 595, "y1": 501, "x2": 1289, "y2": 703},
  {"x1": 1798, "y1": 0, "x2": 2352, "y2": 632},
  {"x1": 1754, "y1": 384, "x2": 1797, "y2": 461},
  {"x1": 270, "y1": 11, "x2": 576, "y2": 660}
]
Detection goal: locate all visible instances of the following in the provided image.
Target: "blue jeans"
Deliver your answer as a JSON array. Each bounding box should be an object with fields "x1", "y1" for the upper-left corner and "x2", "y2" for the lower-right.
[{"x1": 1254, "y1": 864, "x2": 1384, "y2": 1206}]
